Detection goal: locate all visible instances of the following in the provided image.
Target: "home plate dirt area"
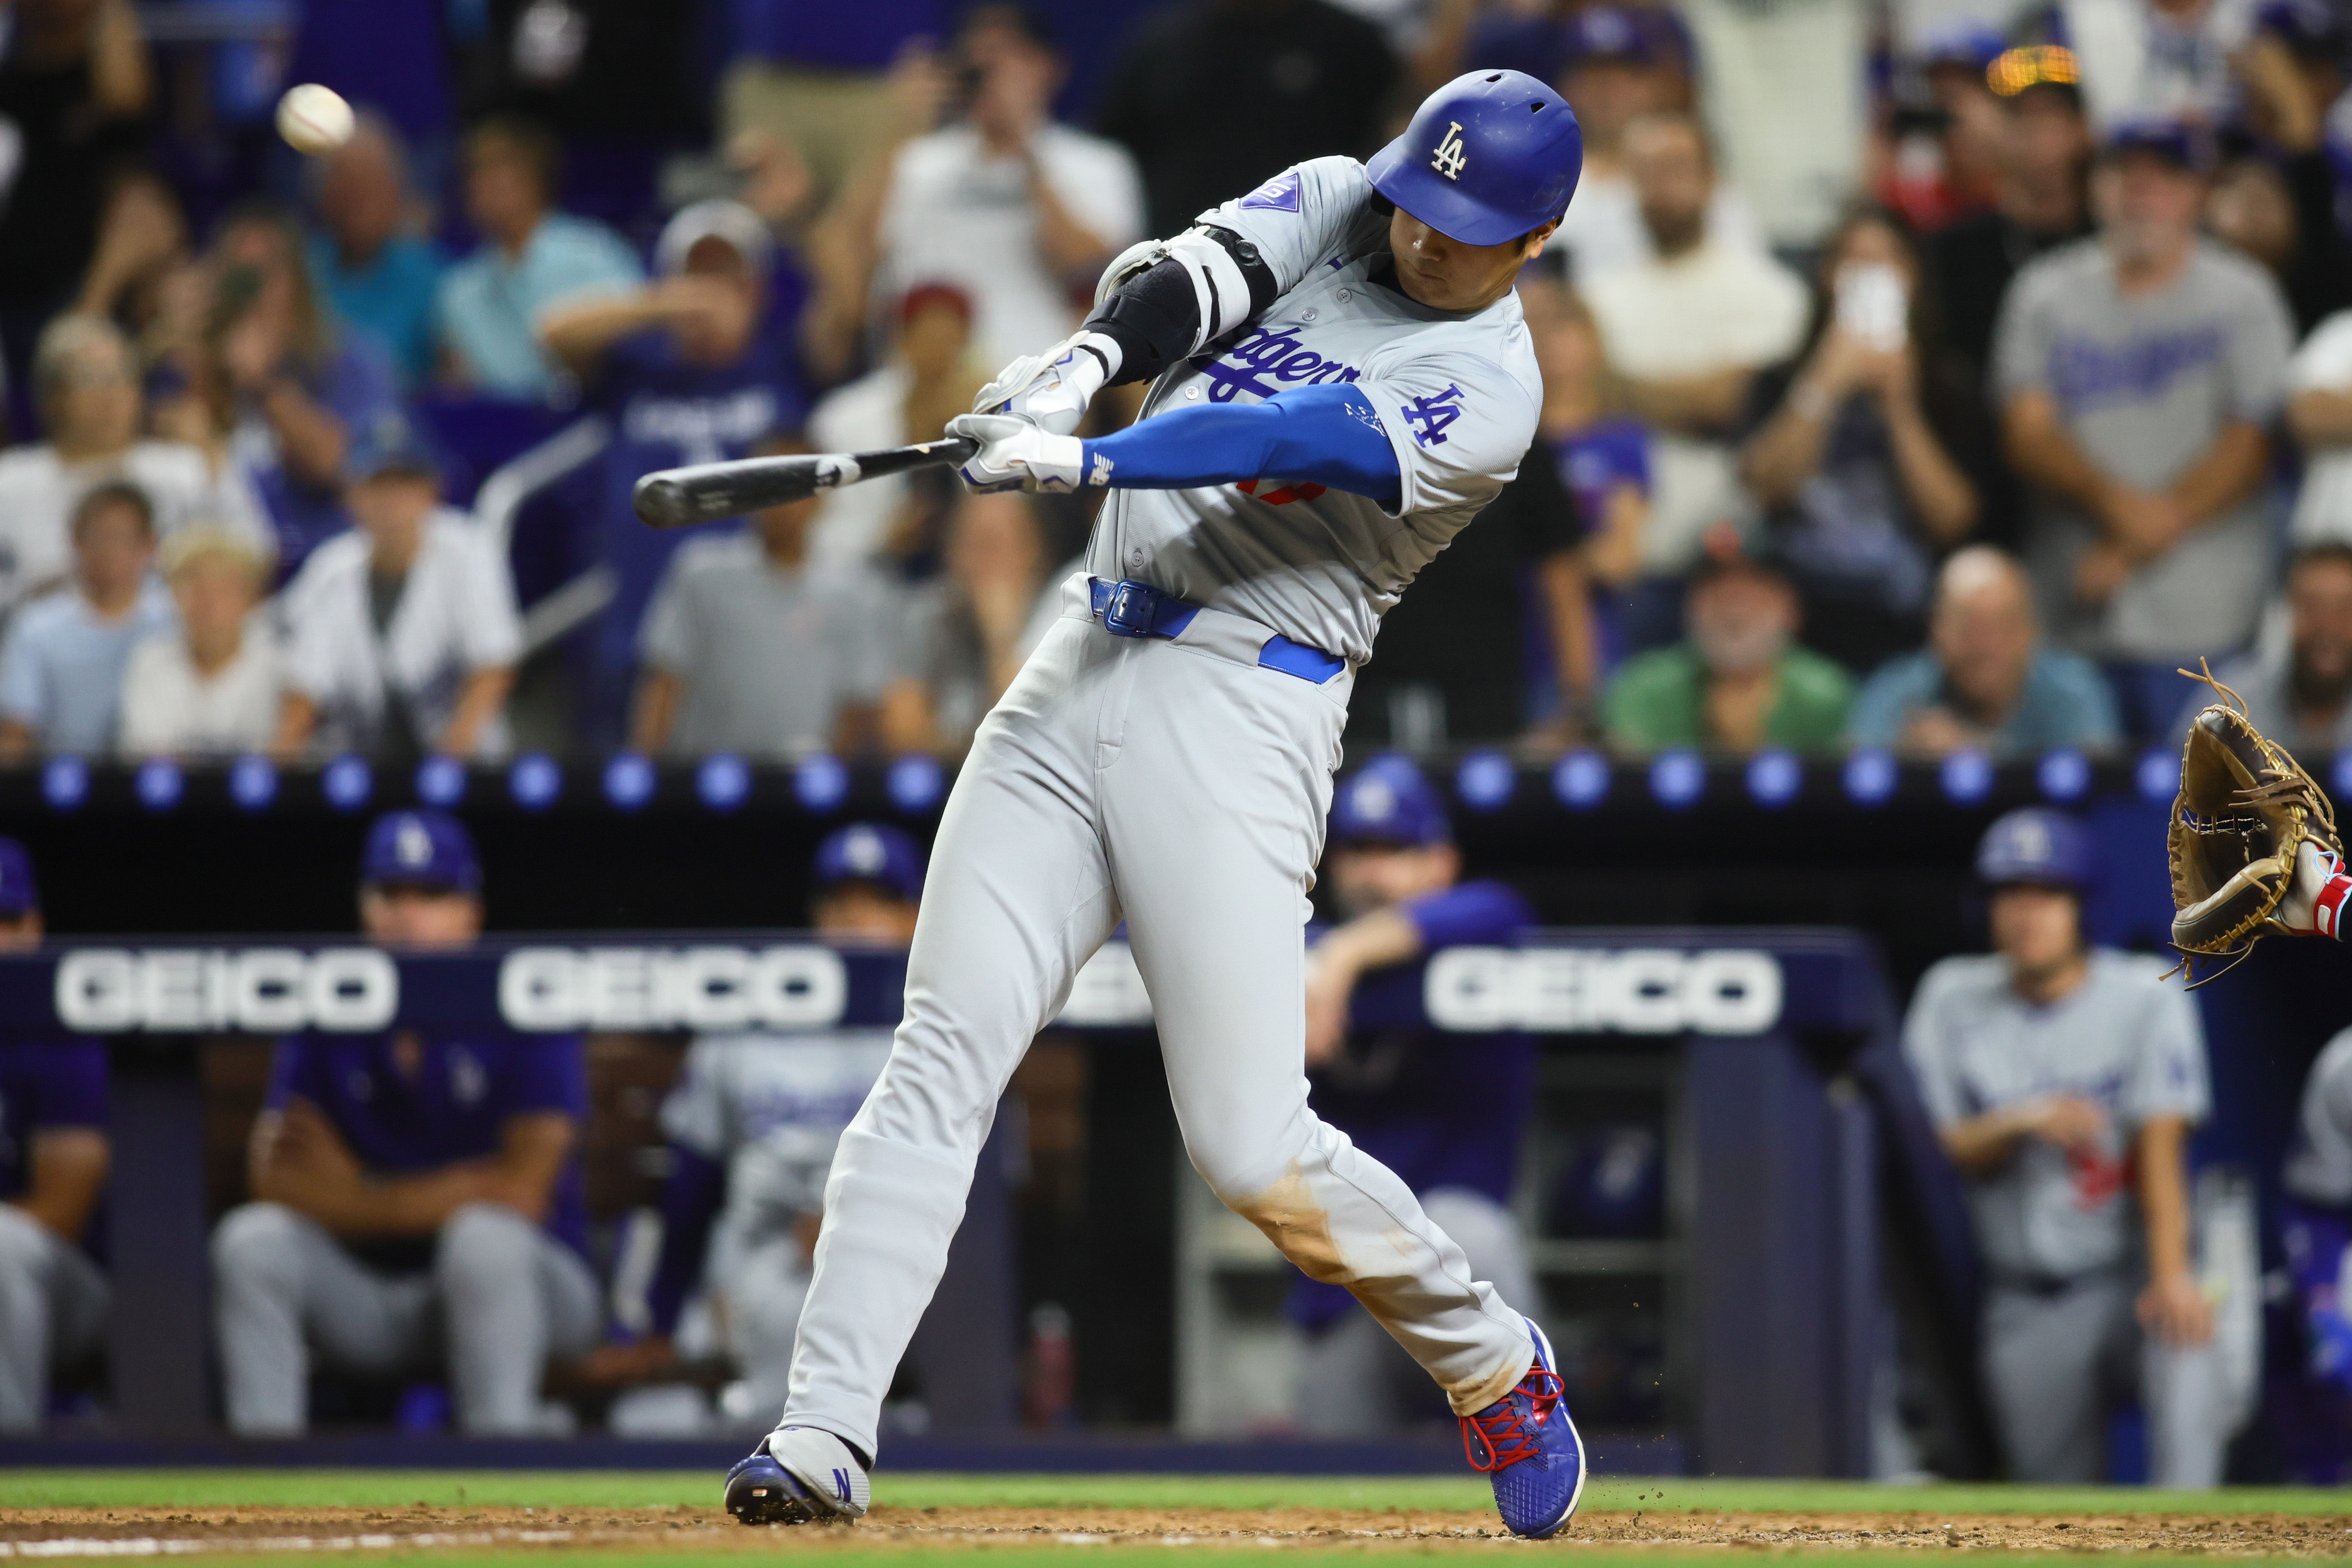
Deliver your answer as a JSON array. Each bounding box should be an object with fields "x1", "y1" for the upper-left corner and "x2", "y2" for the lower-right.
[{"x1": 3, "y1": 1475, "x2": 2351, "y2": 1561}]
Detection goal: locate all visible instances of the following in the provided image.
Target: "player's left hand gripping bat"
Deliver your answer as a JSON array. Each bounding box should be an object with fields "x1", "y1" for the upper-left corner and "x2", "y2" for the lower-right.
[{"x1": 631, "y1": 436, "x2": 981, "y2": 530}]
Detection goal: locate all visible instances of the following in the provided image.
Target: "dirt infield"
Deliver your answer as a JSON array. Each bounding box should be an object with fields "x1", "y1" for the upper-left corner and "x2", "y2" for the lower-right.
[{"x1": 3, "y1": 1504, "x2": 2351, "y2": 1556}]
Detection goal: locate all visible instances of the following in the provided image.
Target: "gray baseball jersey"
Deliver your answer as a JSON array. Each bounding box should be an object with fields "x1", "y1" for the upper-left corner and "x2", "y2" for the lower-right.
[
  {"x1": 1089, "y1": 156, "x2": 1544, "y2": 665},
  {"x1": 661, "y1": 1033, "x2": 895, "y2": 1255},
  {"x1": 2285, "y1": 1029, "x2": 2352, "y2": 1206},
  {"x1": 1903, "y1": 950, "x2": 2210, "y2": 1280}
]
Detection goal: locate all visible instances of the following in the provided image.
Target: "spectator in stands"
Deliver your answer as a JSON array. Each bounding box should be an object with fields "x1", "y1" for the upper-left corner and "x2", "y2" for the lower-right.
[
  {"x1": 619, "y1": 823, "x2": 924, "y2": 1432},
  {"x1": 542, "y1": 200, "x2": 805, "y2": 746},
  {"x1": 1847, "y1": 546, "x2": 2122, "y2": 756},
  {"x1": 435, "y1": 116, "x2": 642, "y2": 400},
  {"x1": 1923, "y1": 50, "x2": 2093, "y2": 399},
  {"x1": 719, "y1": 1, "x2": 946, "y2": 207},
  {"x1": 0, "y1": 314, "x2": 264, "y2": 617},
  {"x1": 882, "y1": 490, "x2": 1049, "y2": 757},
  {"x1": 1291, "y1": 756, "x2": 1537, "y2": 1433},
  {"x1": 0, "y1": 839, "x2": 109, "y2": 1435},
  {"x1": 1579, "y1": 111, "x2": 1809, "y2": 646},
  {"x1": 2225, "y1": 17, "x2": 2352, "y2": 336},
  {"x1": 2292, "y1": 307, "x2": 2352, "y2": 544},
  {"x1": 0, "y1": 0, "x2": 153, "y2": 433},
  {"x1": 1549, "y1": 6, "x2": 1760, "y2": 281},
  {"x1": 2067, "y1": 0, "x2": 2254, "y2": 129},
  {"x1": 796, "y1": 48, "x2": 957, "y2": 385},
  {"x1": 1349, "y1": 433, "x2": 1593, "y2": 750},
  {"x1": 1678, "y1": 0, "x2": 1868, "y2": 249},
  {"x1": 275, "y1": 423, "x2": 520, "y2": 763},
  {"x1": 1879, "y1": 24, "x2": 2007, "y2": 235},
  {"x1": 212, "y1": 810, "x2": 597, "y2": 1437},
  {"x1": 1522, "y1": 273, "x2": 1649, "y2": 595},
  {"x1": 1602, "y1": 551, "x2": 1852, "y2": 753},
  {"x1": 631, "y1": 434, "x2": 895, "y2": 760},
  {"x1": 805, "y1": 283, "x2": 987, "y2": 566},
  {"x1": 1099, "y1": 0, "x2": 1398, "y2": 245},
  {"x1": 72, "y1": 169, "x2": 191, "y2": 352},
  {"x1": 2168, "y1": 544, "x2": 2352, "y2": 751},
  {"x1": 188, "y1": 203, "x2": 402, "y2": 578},
  {"x1": 1905, "y1": 808, "x2": 2224, "y2": 1486},
  {"x1": 0, "y1": 482, "x2": 170, "y2": 760},
  {"x1": 1994, "y1": 120, "x2": 2292, "y2": 714},
  {"x1": 117, "y1": 525, "x2": 282, "y2": 759},
  {"x1": 308, "y1": 113, "x2": 447, "y2": 388},
  {"x1": 1739, "y1": 206, "x2": 1987, "y2": 672},
  {"x1": 867, "y1": 5, "x2": 1143, "y2": 365}
]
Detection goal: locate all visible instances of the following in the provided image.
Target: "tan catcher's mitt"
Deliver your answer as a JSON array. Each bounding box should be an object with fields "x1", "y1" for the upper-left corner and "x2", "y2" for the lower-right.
[{"x1": 2169, "y1": 668, "x2": 2346, "y2": 983}]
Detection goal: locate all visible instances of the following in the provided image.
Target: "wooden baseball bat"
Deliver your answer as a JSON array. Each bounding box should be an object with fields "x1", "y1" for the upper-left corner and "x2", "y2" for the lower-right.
[{"x1": 631, "y1": 436, "x2": 981, "y2": 530}]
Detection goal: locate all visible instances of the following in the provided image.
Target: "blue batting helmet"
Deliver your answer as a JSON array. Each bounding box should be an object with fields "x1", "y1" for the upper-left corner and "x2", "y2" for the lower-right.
[
  {"x1": 1975, "y1": 808, "x2": 2091, "y2": 891},
  {"x1": 1367, "y1": 70, "x2": 1583, "y2": 247}
]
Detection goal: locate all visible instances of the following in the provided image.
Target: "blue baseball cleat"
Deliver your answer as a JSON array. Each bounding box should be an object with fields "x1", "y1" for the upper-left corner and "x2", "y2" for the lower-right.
[
  {"x1": 724, "y1": 1427, "x2": 870, "y2": 1526},
  {"x1": 1461, "y1": 1317, "x2": 1586, "y2": 1539}
]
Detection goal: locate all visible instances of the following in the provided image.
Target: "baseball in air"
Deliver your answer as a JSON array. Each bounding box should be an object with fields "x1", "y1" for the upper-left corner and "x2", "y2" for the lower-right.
[{"x1": 276, "y1": 84, "x2": 355, "y2": 155}]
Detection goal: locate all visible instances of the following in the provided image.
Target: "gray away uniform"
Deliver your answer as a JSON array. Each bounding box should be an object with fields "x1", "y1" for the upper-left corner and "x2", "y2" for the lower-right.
[
  {"x1": 2285, "y1": 1031, "x2": 2352, "y2": 1207},
  {"x1": 780, "y1": 156, "x2": 1544, "y2": 1458},
  {"x1": 661, "y1": 1032, "x2": 894, "y2": 1421},
  {"x1": 1903, "y1": 950, "x2": 2227, "y2": 1484}
]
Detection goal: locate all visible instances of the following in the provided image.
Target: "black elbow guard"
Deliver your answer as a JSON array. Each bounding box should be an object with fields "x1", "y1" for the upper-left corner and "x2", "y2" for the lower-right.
[{"x1": 1085, "y1": 226, "x2": 1279, "y2": 385}]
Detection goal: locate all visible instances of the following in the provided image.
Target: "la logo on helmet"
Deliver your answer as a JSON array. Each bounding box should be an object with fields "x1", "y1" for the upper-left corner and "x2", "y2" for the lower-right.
[{"x1": 1431, "y1": 120, "x2": 1467, "y2": 181}]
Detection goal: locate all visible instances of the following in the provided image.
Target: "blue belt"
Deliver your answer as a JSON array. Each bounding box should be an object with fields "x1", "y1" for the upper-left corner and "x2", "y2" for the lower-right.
[{"x1": 1087, "y1": 578, "x2": 1345, "y2": 685}]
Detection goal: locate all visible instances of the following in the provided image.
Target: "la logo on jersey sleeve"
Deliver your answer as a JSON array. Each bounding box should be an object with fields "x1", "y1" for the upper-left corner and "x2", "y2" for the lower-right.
[
  {"x1": 1402, "y1": 384, "x2": 1466, "y2": 447},
  {"x1": 1431, "y1": 121, "x2": 1468, "y2": 181}
]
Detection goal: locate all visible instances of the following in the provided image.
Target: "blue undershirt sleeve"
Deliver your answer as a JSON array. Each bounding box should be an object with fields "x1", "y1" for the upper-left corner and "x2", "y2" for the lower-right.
[
  {"x1": 646, "y1": 1144, "x2": 727, "y2": 1338},
  {"x1": 1078, "y1": 383, "x2": 1403, "y2": 511}
]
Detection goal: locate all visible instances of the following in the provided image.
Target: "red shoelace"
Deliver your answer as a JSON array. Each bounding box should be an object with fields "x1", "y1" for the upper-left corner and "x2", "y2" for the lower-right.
[{"x1": 1459, "y1": 1365, "x2": 1566, "y2": 1472}]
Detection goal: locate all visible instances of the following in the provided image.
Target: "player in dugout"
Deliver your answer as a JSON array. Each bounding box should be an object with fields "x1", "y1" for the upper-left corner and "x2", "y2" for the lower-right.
[
  {"x1": 725, "y1": 69, "x2": 1588, "y2": 1539},
  {"x1": 1292, "y1": 755, "x2": 1537, "y2": 1433},
  {"x1": 210, "y1": 809, "x2": 598, "y2": 1436},
  {"x1": 0, "y1": 838, "x2": 112, "y2": 1435},
  {"x1": 601, "y1": 824, "x2": 923, "y2": 1433},
  {"x1": 1902, "y1": 808, "x2": 2229, "y2": 1484}
]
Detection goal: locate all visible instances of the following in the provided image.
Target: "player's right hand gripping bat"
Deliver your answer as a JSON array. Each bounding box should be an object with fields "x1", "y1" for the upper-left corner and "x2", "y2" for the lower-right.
[{"x1": 631, "y1": 436, "x2": 980, "y2": 530}]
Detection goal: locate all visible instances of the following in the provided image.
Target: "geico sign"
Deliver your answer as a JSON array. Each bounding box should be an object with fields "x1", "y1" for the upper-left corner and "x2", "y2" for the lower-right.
[
  {"x1": 497, "y1": 946, "x2": 846, "y2": 1031},
  {"x1": 1425, "y1": 947, "x2": 1782, "y2": 1035},
  {"x1": 57, "y1": 948, "x2": 398, "y2": 1032}
]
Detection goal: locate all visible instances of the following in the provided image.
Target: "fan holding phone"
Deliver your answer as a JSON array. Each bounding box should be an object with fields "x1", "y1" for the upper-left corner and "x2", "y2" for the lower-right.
[{"x1": 1737, "y1": 207, "x2": 1991, "y2": 673}]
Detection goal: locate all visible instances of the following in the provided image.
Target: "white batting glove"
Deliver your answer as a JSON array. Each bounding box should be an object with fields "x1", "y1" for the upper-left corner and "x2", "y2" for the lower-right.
[
  {"x1": 948, "y1": 412, "x2": 1090, "y2": 494},
  {"x1": 973, "y1": 332, "x2": 1119, "y2": 435}
]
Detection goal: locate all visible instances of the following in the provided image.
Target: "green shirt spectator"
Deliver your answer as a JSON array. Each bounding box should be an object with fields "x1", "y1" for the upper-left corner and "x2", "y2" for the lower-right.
[
  {"x1": 1602, "y1": 553, "x2": 1853, "y2": 752},
  {"x1": 1605, "y1": 643, "x2": 1854, "y2": 752}
]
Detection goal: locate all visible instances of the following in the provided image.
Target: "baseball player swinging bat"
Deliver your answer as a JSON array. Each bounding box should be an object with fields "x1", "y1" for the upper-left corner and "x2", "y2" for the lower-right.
[
  {"x1": 631, "y1": 436, "x2": 981, "y2": 529},
  {"x1": 711, "y1": 69, "x2": 1590, "y2": 1543}
]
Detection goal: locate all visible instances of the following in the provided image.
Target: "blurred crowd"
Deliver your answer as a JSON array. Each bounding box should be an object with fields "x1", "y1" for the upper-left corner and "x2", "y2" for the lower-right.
[{"x1": 1, "y1": 0, "x2": 2351, "y2": 766}]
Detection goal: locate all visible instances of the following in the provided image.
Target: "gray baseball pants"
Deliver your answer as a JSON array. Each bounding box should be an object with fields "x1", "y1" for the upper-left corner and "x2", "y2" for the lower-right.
[
  {"x1": 782, "y1": 584, "x2": 1535, "y2": 1459},
  {"x1": 720, "y1": 1236, "x2": 812, "y2": 1425},
  {"x1": 212, "y1": 1199, "x2": 601, "y2": 1435},
  {"x1": 1983, "y1": 1272, "x2": 2228, "y2": 1485},
  {"x1": 1294, "y1": 1187, "x2": 1537, "y2": 1433},
  {"x1": 0, "y1": 1202, "x2": 109, "y2": 1432}
]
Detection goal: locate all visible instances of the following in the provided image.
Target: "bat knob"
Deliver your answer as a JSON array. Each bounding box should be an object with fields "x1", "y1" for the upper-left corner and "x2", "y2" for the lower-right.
[{"x1": 633, "y1": 474, "x2": 695, "y2": 530}]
